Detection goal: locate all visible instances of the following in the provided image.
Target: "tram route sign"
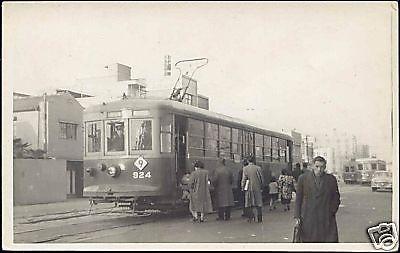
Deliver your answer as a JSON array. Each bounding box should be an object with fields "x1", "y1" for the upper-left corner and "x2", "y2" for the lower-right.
[{"x1": 134, "y1": 156, "x2": 148, "y2": 171}]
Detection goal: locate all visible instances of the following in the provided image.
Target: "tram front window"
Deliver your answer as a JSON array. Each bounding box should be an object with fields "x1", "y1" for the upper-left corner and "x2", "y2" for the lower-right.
[
  {"x1": 130, "y1": 119, "x2": 152, "y2": 150},
  {"x1": 87, "y1": 121, "x2": 102, "y2": 153},
  {"x1": 106, "y1": 121, "x2": 125, "y2": 152}
]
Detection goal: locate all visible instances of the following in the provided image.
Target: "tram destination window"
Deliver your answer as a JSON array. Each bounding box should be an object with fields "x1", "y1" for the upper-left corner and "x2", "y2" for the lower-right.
[
  {"x1": 130, "y1": 119, "x2": 152, "y2": 150},
  {"x1": 86, "y1": 121, "x2": 101, "y2": 153},
  {"x1": 106, "y1": 121, "x2": 125, "y2": 152}
]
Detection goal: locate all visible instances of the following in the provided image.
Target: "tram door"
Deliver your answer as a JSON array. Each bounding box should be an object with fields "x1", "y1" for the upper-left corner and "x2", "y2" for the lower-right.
[{"x1": 174, "y1": 115, "x2": 188, "y2": 187}]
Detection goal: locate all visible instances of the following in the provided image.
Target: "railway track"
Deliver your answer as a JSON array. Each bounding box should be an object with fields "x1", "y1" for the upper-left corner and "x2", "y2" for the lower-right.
[{"x1": 13, "y1": 199, "x2": 198, "y2": 244}]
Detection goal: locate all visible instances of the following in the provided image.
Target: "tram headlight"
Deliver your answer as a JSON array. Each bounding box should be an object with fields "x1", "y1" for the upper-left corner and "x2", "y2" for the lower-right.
[
  {"x1": 85, "y1": 167, "x2": 96, "y2": 177},
  {"x1": 107, "y1": 166, "x2": 121, "y2": 178},
  {"x1": 98, "y1": 163, "x2": 107, "y2": 172}
]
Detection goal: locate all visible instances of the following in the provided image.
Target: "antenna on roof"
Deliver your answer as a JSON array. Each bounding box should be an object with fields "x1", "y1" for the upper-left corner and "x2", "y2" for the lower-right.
[{"x1": 169, "y1": 58, "x2": 208, "y2": 102}]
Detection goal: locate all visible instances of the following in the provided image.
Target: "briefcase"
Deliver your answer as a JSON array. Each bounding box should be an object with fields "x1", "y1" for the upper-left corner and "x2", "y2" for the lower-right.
[{"x1": 293, "y1": 224, "x2": 302, "y2": 243}]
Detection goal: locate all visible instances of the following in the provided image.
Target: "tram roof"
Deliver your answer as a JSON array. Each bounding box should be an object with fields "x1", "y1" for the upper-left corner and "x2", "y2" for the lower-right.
[
  {"x1": 84, "y1": 97, "x2": 293, "y2": 141},
  {"x1": 356, "y1": 158, "x2": 386, "y2": 163}
]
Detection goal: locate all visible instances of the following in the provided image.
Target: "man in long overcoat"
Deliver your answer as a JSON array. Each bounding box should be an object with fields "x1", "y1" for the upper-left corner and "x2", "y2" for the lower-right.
[
  {"x1": 294, "y1": 156, "x2": 341, "y2": 242},
  {"x1": 238, "y1": 158, "x2": 249, "y2": 217},
  {"x1": 189, "y1": 160, "x2": 213, "y2": 222},
  {"x1": 241, "y1": 155, "x2": 264, "y2": 223},
  {"x1": 212, "y1": 158, "x2": 235, "y2": 221}
]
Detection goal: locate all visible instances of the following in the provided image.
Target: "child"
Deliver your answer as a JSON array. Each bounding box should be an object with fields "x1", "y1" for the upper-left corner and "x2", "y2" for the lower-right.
[
  {"x1": 268, "y1": 176, "x2": 279, "y2": 211},
  {"x1": 180, "y1": 172, "x2": 191, "y2": 201}
]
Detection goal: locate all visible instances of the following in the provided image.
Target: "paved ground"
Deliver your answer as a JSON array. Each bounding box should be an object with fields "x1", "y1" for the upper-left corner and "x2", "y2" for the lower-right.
[{"x1": 11, "y1": 183, "x2": 393, "y2": 245}]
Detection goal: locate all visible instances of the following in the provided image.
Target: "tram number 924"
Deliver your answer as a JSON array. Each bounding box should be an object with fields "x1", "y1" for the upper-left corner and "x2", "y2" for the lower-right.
[{"x1": 132, "y1": 171, "x2": 152, "y2": 179}]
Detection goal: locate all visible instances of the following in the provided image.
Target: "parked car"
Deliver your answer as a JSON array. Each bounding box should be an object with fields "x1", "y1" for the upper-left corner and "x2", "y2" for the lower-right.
[{"x1": 371, "y1": 171, "x2": 392, "y2": 192}]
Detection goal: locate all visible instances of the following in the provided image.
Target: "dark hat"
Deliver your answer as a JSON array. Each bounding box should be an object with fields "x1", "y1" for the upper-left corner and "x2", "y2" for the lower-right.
[
  {"x1": 247, "y1": 154, "x2": 256, "y2": 164},
  {"x1": 193, "y1": 160, "x2": 204, "y2": 169}
]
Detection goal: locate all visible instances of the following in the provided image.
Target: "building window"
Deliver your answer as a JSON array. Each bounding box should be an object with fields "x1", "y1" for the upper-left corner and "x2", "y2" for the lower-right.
[
  {"x1": 60, "y1": 122, "x2": 78, "y2": 140},
  {"x1": 184, "y1": 94, "x2": 194, "y2": 105}
]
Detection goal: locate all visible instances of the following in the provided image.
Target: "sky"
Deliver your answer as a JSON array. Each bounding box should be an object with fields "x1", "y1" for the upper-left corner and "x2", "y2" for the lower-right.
[{"x1": 3, "y1": 2, "x2": 398, "y2": 161}]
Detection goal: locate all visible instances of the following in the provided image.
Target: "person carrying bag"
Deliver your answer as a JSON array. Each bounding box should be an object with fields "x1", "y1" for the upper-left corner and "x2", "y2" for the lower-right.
[{"x1": 293, "y1": 217, "x2": 303, "y2": 243}]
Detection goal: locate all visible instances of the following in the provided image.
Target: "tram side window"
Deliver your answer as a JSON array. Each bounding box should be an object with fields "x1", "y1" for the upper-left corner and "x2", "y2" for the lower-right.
[
  {"x1": 188, "y1": 118, "x2": 204, "y2": 157},
  {"x1": 358, "y1": 164, "x2": 363, "y2": 170},
  {"x1": 272, "y1": 137, "x2": 279, "y2": 162},
  {"x1": 345, "y1": 166, "x2": 349, "y2": 172},
  {"x1": 205, "y1": 122, "x2": 218, "y2": 157},
  {"x1": 106, "y1": 121, "x2": 125, "y2": 152},
  {"x1": 378, "y1": 163, "x2": 386, "y2": 171},
  {"x1": 350, "y1": 166, "x2": 355, "y2": 172},
  {"x1": 219, "y1": 125, "x2": 231, "y2": 159},
  {"x1": 279, "y1": 139, "x2": 287, "y2": 162},
  {"x1": 243, "y1": 131, "x2": 254, "y2": 157},
  {"x1": 264, "y1": 136, "x2": 272, "y2": 162},
  {"x1": 255, "y1": 133, "x2": 263, "y2": 161},
  {"x1": 130, "y1": 119, "x2": 152, "y2": 150},
  {"x1": 87, "y1": 121, "x2": 102, "y2": 153},
  {"x1": 231, "y1": 128, "x2": 242, "y2": 162},
  {"x1": 160, "y1": 115, "x2": 172, "y2": 153},
  {"x1": 371, "y1": 163, "x2": 377, "y2": 170},
  {"x1": 286, "y1": 141, "x2": 291, "y2": 163}
]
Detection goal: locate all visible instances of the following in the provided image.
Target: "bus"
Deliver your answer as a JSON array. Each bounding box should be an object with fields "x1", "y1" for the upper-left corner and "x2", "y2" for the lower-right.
[{"x1": 82, "y1": 98, "x2": 293, "y2": 211}]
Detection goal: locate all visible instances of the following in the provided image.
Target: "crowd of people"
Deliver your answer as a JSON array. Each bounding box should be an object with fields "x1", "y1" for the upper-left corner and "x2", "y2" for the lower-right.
[
  {"x1": 180, "y1": 155, "x2": 341, "y2": 243},
  {"x1": 181, "y1": 155, "x2": 297, "y2": 224}
]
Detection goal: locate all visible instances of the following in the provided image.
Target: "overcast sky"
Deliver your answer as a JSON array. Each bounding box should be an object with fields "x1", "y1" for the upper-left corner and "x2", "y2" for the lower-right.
[{"x1": 3, "y1": 2, "x2": 397, "y2": 161}]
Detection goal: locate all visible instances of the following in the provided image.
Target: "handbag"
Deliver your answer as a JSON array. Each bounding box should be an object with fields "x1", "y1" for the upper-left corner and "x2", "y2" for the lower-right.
[{"x1": 293, "y1": 221, "x2": 303, "y2": 243}]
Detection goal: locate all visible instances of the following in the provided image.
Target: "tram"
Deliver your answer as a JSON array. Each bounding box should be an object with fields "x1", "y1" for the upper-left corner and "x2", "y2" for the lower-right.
[
  {"x1": 342, "y1": 158, "x2": 386, "y2": 185},
  {"x1": 83, "y1": 98, "x2": 293, "y2": 211},
  {"x1": 342, "y1": 159, "x2": 360, "y2": 184},
  {"x1": 355, "y1": 158, "x2": 386, "y2": 185}
]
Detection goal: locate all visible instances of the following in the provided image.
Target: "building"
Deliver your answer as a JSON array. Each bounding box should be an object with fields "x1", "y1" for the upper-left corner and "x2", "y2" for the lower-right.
[
  {"x1": 13, "y1": 93, "x2": 84, "y2": 197},
  {"x1": 301, "y1": 135, "x2": 315, "y2": 165},
  {"x1": 356, "y1": 144, "x2": 370, "y2": 159},
  {"x1": 74, "y1": 63, "x2": 210, "y2": 110},
  {"x1": 291, "y1": 130, "x2": 302, "y2": 168},
  {"x1": 314, "y1": 129, "x2": 358, "y2": 175}
]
